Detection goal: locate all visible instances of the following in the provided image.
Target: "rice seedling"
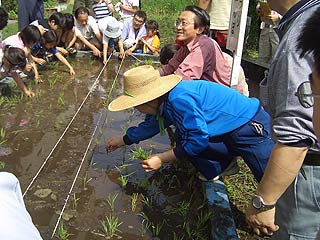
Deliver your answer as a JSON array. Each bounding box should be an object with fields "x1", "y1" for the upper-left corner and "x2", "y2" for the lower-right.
[
  {"x1": 139, "y1": 212, "x2": 151, "y2": 237},
  {"x1": 131, "y1": 193, "x2": 139, "y2": 212},
  {"x1": 115, "y1": 165, "x2": 136, "y2": 188},
  {"x1": 72, "y1": 193, "x2": 80, "y2": 209},
  {"x1": 0, "y1": 128, "x2": 7, "y2": 145},
  {"x1": 80, "y1": 172, "x2": 93, "y2": 191},
  {"x1": 98, "y1": 215, "x2": 123, "y2": 238},
  {"x1": 151, "y1": 221, "x2": 164, "y2": 237},
  {"x1": 140, "y1": 194, "x2": 153, "y2": 209},
  {"x1": 36, "y1": 119, "x2": 40, "y2": 128},
  {"x1": 173, "y1": 232, "x2": 184, "y2": 240},
  {"x1": 0, "y1": 161, "x2": 6, "y2": 169},
  {"x1": 1, "y1": 94, "x2": 23, "y2": 107},
  {"x1": 119, "y1": 174, "x2": 128, "y2": 188},
  {"x1": 0, "y1": 97, "x2": 5, "y2": 106},
  {"x1": 58, "y1": 92, "x2": 65, "y2": 106},
  {"x1": 55, "y1": 221, "x2": 72, "y2": 240},
  {"x1": 106, "y1": 193, "x2": 118, "y2": 212},
  {"x1": 196, "y1": 211, "x2": 212, "y2": 230},
  {"x1": 129, "y1": 146, "x2": 152, "y2": 161},
  {"x1": 184, "y1": 222, "x2": 197, "y2": 239},
  {"x1": 169, "y1": 200, "x2": 190, "y2": 220},
  {"x1": 48, "y1": 77, "x2": 57, "y2": 89}
]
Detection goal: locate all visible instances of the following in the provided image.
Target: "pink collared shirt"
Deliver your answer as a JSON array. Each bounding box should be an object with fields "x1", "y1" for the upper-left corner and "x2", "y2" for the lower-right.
[{"x1": 161, "y1": 35, "x2": 231, "y2": 86}]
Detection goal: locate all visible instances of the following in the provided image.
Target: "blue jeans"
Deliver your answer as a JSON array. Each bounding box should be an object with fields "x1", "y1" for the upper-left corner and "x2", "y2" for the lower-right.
[
  {"x1": 273, "y1": 165, "x2": 320, "y2": 239},
  {"x1": 182, "y1": 108, "x2": 274, "y2": 181}
]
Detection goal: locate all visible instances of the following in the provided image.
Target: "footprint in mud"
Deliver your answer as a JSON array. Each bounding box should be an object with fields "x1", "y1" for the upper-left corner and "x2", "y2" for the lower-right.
[{"x1": 0, "y1": 146, "x2": 13, "y2": 157}]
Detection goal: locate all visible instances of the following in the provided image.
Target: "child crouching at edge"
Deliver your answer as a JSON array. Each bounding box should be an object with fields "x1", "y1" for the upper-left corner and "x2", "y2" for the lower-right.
[
  {"x1": 129, "y1": 20, "x2": 160, "y2": 55},
  {"x1": 98, "y1": 16, "x2": 123, "y2": 64},
  {"x1": 31, "y1": 30, "x2": 75, "y2": 76},
  {"x1": 0, "y1": 45, "x2": 35, "y2": 97},
  {"x1": 2, "y1": 25, "x2": 42, "y2": 83}
]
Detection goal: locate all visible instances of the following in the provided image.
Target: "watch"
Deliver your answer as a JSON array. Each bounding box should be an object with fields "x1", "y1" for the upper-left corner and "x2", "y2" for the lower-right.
[{"x1": 251, "y1": 194, "x2": 276, "y2": 210}]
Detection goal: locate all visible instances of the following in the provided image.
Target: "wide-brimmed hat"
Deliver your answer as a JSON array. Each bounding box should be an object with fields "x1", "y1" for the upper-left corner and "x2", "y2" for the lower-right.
[
  {"x1": 108, "y1": 65, "x2": 181, "y2": 111},
  {"x1": 104, "y1": 18, "x2": 122, "y2": 38}
]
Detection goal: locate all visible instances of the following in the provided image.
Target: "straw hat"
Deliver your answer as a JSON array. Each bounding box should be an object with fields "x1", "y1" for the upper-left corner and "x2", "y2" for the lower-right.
[{"x1": 108, "y1": 65, "x2": 182, "y2": 111}]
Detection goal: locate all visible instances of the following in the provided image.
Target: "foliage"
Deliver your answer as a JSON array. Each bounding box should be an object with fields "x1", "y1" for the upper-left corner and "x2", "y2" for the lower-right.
[
  {"x1": 56, "y1": 222, "x2": 72, "y2": 240},
  {"x1": 141, "y1": 0, "x2": 197, "y2": 45},
  {"x1": 0, "y1": 161, "x2": 5, "y2": 169},
  {"x1": 245, "y1": 0, "x2": 261, "y2": 53},
  {"x1": 129, "y1": 146, "x2": 152, "y2": 160},
  {"x1": 1, "y1": 0, "x2": 17, "y2": 18},
  {"x1": 44, "y1": 0, "x2": 58, "y2": 8}
]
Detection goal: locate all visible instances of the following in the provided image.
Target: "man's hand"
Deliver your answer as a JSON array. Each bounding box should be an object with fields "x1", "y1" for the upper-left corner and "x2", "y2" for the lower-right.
[
  {"x1": 141, "y1": 150, "x2": 176, "y2": 172},
  {"x1": 246, "y1": 204, "x2": 279, "y2": 236},
  {"x1": 141, "y1": 154, "x2": 163, "y2": 172},
  {"x1": 105, "y1": 137, "x2": 125, "y2": 152}
]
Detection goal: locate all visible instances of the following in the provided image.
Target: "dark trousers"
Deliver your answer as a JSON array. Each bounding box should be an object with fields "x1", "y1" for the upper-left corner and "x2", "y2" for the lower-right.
[
  {"x1": 181, "y1": 108, "x2": 275, "y2": 181},
  {"x1": 18, "y1": 0, "x2": 44, "y2": 31}
]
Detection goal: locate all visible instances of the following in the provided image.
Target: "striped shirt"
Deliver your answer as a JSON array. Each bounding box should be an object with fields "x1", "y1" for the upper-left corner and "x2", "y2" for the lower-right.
[{"x1": 92, "y1": 1, "x2": 113, "y2": 20}]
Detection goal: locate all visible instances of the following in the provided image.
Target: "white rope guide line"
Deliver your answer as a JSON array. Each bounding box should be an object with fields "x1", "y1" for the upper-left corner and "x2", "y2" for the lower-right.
[
  {"x1": 50, "y1": 111, "x2": 104, "y2": 239},
  {"x1": 22, "y1": 53, "x2": 113, "y2": 198},
  {"x1": 106, "y1": 55, "x2": 126, "y2": 102},
  {"x1": 50, "y1": 56, "x2": 126, "y2": 238},
  {"x1": 129, "y1": 53, "x2": 142, "y2": 62}
]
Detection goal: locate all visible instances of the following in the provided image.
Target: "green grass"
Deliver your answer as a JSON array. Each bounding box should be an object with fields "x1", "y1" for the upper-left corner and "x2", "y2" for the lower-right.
[
  {"x1": 141, "y1": 0, "x2": 197, "y2": 45},
  {"x1": 2, "y1": 22, "x2": 18, "y2": 39},
  {"x1": 224, "y1": 158, "x2": 264, "y2": 239}
]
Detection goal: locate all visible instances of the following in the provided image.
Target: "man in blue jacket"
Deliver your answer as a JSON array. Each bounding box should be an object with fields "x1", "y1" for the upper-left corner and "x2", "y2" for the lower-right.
[{"x1": 106, "y1": 65, "x2": 274, "y2": 182}]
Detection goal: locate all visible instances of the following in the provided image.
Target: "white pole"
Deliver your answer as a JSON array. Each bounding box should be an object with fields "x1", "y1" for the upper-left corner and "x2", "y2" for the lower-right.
[{"x1": 226, "y1": 0, "x2": 250, "y2": 89}]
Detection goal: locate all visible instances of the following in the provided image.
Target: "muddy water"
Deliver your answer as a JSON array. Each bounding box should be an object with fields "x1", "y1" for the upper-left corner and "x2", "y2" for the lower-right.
[{"x1": 0, "y1": 55, "x2": 209, "y2": 239}]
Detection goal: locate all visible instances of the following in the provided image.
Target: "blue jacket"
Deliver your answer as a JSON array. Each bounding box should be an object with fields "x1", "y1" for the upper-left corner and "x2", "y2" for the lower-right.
[{"x1": 125, "y1": 80, "x2": 260, "y2": 159}]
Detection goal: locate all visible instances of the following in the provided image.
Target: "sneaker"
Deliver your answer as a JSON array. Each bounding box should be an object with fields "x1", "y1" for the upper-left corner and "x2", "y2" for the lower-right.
[{"x1": 198, "y1": 158, "x2": 240, "y2": 181}]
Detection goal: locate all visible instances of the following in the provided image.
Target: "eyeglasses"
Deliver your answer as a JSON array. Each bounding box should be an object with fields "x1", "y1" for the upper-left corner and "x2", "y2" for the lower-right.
[
  {"x1": 174, "y1": 19, "x2": 193, "y2": 28},
  {"x1": 295, "y1": 80, "x2": 320, "y2": 108}
]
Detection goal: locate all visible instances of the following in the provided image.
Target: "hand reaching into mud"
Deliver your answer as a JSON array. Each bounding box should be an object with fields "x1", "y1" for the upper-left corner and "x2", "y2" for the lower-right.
[
  {"x1": 24, "y1": 89, "x2": 35, "y2": 97},
  {"x1": 141, "y1": 150, "x2": 177, "y2": 172},
  {"x1": 141, "y1": 155, "x2": 163, "y2": 172},
  {"x1": 105, "y1": 137, "x2": 125, "y2": 152}
]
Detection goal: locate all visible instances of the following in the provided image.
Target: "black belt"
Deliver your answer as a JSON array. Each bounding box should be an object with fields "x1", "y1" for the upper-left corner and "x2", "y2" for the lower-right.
[{"x1": 303, "y1": 154, "x2": 320, "y2": 166}]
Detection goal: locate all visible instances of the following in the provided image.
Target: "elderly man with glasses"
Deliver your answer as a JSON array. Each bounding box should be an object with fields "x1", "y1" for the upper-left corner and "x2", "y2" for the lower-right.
[
  {"x1": 158, "y1": 6, "x2": 232, "y2": 88},
  {"x1": 246, "y1": 1, "x2": 320, "y2": 239}
]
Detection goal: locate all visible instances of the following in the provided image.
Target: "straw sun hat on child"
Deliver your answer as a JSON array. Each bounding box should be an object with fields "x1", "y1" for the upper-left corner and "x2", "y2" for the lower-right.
[{"x1": 108, "y1": 65, "x2": 181, "y2": 111}]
